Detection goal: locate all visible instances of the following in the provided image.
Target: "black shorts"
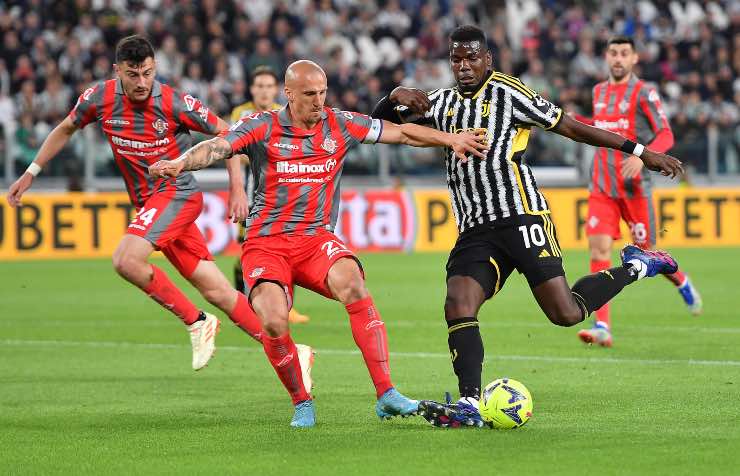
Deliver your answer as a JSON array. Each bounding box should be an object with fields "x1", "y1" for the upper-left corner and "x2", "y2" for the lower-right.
[{"x1": 446, "y1": 214, "x2": 565, "y2": 299}]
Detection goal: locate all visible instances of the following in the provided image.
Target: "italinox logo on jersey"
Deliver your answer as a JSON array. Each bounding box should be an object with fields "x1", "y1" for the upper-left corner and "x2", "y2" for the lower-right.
[{"x1": 276, "y1": 159, "x2": 337, "y2": 174}]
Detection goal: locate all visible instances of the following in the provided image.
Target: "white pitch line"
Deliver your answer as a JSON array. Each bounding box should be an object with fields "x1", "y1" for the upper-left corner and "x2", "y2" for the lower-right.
[{"x1": 2, "y1": 339, "x2": 740, "y2": 367}]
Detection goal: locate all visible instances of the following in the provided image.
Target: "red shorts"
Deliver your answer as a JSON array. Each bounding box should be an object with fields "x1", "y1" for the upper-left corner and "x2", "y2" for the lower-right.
[
  {"x1": 241, "y1": 229, "x2": 359, "y2": 306},
  {"x1": 126, "y1": 190, "x2": 213, "y2": 278},
  {"x1": 586, "y1": 192, "x2": 656, "y2": 248}
]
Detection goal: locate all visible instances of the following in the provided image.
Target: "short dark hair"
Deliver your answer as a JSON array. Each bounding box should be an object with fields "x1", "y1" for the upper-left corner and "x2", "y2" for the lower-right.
[
  {"x1": 115, "y1": 35, "x2": 155, "y2": 65},
  {"x1": 607, "y1": 35, "x2": 635, "y2": 50},
  {"x1": 250, "y1": 66, "x2": 278, "y2": 86},
  {"x1": 449, "y1": 25, "x2": 487, "y2": 49}
]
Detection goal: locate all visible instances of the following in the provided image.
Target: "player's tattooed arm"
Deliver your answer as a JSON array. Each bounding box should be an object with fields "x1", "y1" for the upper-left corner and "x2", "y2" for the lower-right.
[{"x1": 148, "y1": 137, "x2": 233, "y2": 178}]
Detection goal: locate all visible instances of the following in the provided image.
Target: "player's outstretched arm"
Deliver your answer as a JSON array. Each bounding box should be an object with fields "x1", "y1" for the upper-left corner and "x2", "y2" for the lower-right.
[
  {"x1": 6, "y1": 116, "x2": 78, "y2": 207},
  {"x1": 553, "y1": 114, "x2": 684, "y2": 178},
  {"x1": 377, "y1": 121, "x2": 489, "y2": 162},
  {"x1": 149, "y1": 137, "x2": 234, "y2": 178}
]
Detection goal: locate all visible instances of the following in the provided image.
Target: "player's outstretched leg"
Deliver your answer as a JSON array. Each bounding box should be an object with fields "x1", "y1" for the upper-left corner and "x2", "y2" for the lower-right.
[
  {"x1": 569, "y1": 245, "x2": 678, "y2": 325},
  {"x1": 327, "y1": 258, "x2": 418, "y2": 419},
  {"x1": 113, "y1": 235, "x2": 219, "y2": 370}
]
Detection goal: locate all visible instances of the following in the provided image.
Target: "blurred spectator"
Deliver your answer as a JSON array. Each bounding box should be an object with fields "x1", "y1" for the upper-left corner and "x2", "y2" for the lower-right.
[{"x1": 0, "y1": 0, "x2": 736, "y2": 177}]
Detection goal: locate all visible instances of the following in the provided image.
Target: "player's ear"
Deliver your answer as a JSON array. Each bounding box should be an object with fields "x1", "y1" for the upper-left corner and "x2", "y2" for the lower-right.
[{"x1": 486, "y1": 50, "x2": 492, "y2": 69}]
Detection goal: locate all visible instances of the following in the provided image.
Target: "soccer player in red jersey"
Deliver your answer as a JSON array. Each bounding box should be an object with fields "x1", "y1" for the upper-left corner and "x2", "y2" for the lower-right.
[
  {"x1": 149, "y1": 60, "x2": 489, "y2": 427},
  {"x1": 5, "y1": 36, "x2": 316, "y2": 379},
  {"x1": 575, "y1": 36, "x2": 702, "y2": 347}
]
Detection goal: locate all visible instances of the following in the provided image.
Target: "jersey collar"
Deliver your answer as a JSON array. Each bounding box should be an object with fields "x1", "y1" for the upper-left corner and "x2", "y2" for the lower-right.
[
  {"x1": 455, "y1": 70, "x2": 495, "y2": 100},
  {"x1": 114, "y1": 79, "x2": 162, "y2": 97},
  {"x1": 278, "y1": 105, "x2": 328, "y2": 131}
]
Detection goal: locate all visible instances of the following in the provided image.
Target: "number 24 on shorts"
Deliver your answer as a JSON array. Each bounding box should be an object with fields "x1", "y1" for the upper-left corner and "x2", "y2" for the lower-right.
[{"x1": 129, "y1": 207, "x2": 158, "y2": 230}]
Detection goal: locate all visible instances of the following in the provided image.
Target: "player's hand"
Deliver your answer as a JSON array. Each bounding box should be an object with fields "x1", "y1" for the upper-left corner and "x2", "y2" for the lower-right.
[
  {"x1": 6, "y1": 173, "x2": 34, "y2": 208},
  {"x1": 148, "y1": 160, "x2": 184, "y2": 179},
  {"x1": 390, "y1": 87, "x2": 431, "y2": 114},
  {"x1": 640, "y1": 149, "x2": 684, "y2": 179},
  {"x1": 622, "y1": 154, "x2": 644, "y2": 179},
  {"x1": 228, "y1": 187, "x2": 249, "y2": 223},
  {"x1": 450, "y1": 130, "x2": 490, "y2": 163}
]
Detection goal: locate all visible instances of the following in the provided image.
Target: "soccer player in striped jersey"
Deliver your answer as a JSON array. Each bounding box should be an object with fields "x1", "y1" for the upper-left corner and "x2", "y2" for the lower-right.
[
  {"x1": 229, "y1": 66, "x2": 310, "y2": 324},
  {"x1": 574, "y1": 36, "x2": 702, "y2": 348},
  {"x1": 5, "y1": 36, "x2": 316, "y2": 381},
  {"x1": 148, "y1": 60, "x2": 488, "y2": 427},
  {"x1": 371, "y1": 25, "x2": 684, "y2": 428}
]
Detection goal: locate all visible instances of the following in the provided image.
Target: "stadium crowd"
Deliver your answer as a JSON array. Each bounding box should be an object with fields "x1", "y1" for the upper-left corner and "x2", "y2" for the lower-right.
[{"x1": 0, "y1": 0, "x2": 738, "y2": 178}]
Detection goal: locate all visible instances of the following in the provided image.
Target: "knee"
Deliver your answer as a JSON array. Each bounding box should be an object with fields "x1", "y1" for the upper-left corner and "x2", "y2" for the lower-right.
[
  {"x1": 589, "y1": 242, "x2": 611, "y2": 261},
  {"x1": 112, "y1": 250, "x2": 142, "y2": 280},
  {"x1": 334, "y1": 276, "x2": 368, "y2": 305},
  {"x1": 262, "y1": 316, "x2": 288, "y2": 337},
  {"x1": 545, "y1": 306, "x2": 584, "y2": 327},
  {"x1": 444, "y1": 291, "x2": 481, "y2": 320}
]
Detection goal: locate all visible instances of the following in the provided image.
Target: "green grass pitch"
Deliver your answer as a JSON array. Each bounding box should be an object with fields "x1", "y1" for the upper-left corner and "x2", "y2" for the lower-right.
[{"x1": 1, "y1": 249, "x2": 739, "y2": 475}]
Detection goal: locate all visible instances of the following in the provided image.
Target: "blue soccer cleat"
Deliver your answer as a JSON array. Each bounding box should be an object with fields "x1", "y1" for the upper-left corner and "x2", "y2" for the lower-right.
[
  {"x1": 621, "y1": 245, "x2": 678, "y2": 278},
  {"x1": 678, "y1": 276, "x2": 703, "y2": 316},
  {"x1": 375, "y1": 387, "x2": 419, "y2": 419},
  {"x1": 418, "y1": 393, "x2": 488, "y2": 428},
  {"x1": 290, "y1": 400, "x2": 316, "y2": 428}
]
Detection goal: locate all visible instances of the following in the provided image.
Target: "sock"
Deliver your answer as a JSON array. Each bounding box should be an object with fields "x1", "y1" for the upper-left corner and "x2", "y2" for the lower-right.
[
  {"x1": 143, "y1": 265, "x2": 200, "y2": 325},
  {"x1": 590, "y1": 259, "x2": 611, "y2": 328},
  {"x1": 571, "y1": 266, "x2": 637, "y2": 317},
  {"x1": 228, "y1": 292, "x2": 263, "y2": 343},
  {"x1": 664, "y1": 269, "x2": 686, "y2": 287},
  {"x1": 447, "y1": 317, "x2": 484, "y2": 400},
  {"x1": 262, "y1": 332, "x2": 310, "y2": 405},
  {"x1": 346, "y1": 297, "x2": 393, "y2": 398}
]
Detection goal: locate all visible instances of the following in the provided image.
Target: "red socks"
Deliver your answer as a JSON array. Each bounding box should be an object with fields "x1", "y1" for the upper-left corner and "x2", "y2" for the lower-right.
[
  {"x1": 665, "y1": 269, "x2": 686, "y2": 287},
  {"x1": 228, "y1": 293, "x2": 263, "y2": 342},
  {"x1": 346, "y1": 296, "x2": 393, "y2": 398},
  {"x1": 590, "y1": 259, "x2": 611, "y2": 328},
  {"x1": 143, "y1": 265, "x2": 200, "y2": 325},
  {"x1": 263, "y1": 333, "x2": 310, "y2": 404}
]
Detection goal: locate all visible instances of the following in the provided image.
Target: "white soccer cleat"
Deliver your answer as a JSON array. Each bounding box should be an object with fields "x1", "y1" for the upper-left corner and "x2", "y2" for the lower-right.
[
  {"x1": 187, "y1": 312, "x2": 220, "y2": 370},
  {"x1": 296, "y1": 344, "x2": 315, "y2": 394}
]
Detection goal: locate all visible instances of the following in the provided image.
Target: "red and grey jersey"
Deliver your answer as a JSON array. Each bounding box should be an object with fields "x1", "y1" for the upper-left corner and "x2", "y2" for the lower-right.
[
  {"x1": 590, "y1": 75, "x2": 672, "y2": 198},
  {"x1": 68, "y1": 79, "x2": 219, "y2": 208},
  {"x1": 219, "y1": 106, "x2": 382, "y2": 239}
]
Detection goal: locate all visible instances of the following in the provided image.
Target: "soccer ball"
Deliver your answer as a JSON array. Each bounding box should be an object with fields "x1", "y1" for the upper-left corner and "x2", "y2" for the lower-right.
[{"x1": 479, "y1": 378, "x2": 533, "y2": 429}]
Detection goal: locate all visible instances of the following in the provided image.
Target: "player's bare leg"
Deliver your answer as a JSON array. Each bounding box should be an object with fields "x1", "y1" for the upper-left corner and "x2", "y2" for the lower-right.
[
  {"x1": 250, "y1": 281, "x2": 314, "y2": 427},
  {"x1": 236, "y1": 252, "x2": 310, "y2": 324},
  {"x1": 112, "y1": 234, "x2": 217, "y2": 370},
  {"x1": 188, "y1": 259, "x2": 263, "y2": 341},
  {"x1": 326, "y1": 257, "x2": 418, "y2": 419}
]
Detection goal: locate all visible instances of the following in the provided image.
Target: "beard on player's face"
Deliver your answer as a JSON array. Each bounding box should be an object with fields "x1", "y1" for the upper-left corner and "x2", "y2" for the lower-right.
[{"x1": 117, "y1": 59, "x2": 155, "y2": 103}]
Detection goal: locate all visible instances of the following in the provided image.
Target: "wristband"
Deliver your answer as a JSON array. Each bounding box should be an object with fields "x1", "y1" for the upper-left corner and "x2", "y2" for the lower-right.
[
  {"x1": 26, "y1": 162, "x2": 42, "y2": 177},
  {"x1": 633, "y1": 143, "x2": 645, "y2": 158},
  {"x1": 620, "y1": 139, "x2": 645, "y2": 158}
]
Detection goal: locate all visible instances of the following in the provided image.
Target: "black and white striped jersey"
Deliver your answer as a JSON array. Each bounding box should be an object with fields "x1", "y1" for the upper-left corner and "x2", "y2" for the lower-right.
[{"x1": 396, "y1": 71, "x2": 563, "y2": 233}]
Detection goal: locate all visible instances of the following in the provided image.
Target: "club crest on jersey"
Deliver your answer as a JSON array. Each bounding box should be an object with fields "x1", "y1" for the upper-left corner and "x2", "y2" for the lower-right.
[
  {"x1": 482, "y1": 101, "x2": 491, "y2": 117},
  {"x1": 619, "y1": 100, "x2": 630, "y2": 113},
  {"x1": 151, "y1": 118, "x2": 168, "y2": 135},
  {"x1": 322, "y1": 136, "x2": 337, "y2": 154},
  {"x1": 595, "y1": 102, "x2": 606, "y2": 113}
]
